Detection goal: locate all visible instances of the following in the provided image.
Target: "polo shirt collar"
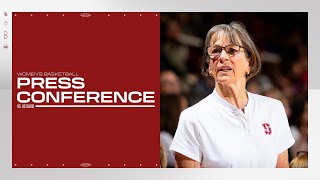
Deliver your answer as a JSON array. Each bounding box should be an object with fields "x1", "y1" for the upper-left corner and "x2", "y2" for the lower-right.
[{"x1": 211, "y1": 88, "x2": 252, "y2": 114}]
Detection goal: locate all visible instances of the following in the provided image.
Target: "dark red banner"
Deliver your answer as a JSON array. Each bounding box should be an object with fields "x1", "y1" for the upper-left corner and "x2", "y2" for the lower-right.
[{"x1": 12, "y1": 12, "x2": 160, "y2": 168}]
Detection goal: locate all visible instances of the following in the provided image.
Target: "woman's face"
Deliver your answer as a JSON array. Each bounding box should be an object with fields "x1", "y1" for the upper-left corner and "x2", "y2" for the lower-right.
[{"x1": 208, "y1": 32, "x2": 250, "y2": 85}]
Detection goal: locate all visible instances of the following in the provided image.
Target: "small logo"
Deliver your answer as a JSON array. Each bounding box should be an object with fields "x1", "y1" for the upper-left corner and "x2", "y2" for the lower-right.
[
  {"x1": 4, "y1": 21, "x2": 8, "y2": 25},
  {"x1": 3, "y1": 44, "x2": 8, "y2": 50},
  {"x1": 80, "y1": 13, "x2": 91, "y2": 18},
  {"x1": 80, "y1": 162, "x2": 91, "y2": 167},
  {"x1": 262, "y1": 123, "x2": 272, "y2": 135},
  {"x1": 4, "y1": 12, "x2": 8, "y2": 16}
]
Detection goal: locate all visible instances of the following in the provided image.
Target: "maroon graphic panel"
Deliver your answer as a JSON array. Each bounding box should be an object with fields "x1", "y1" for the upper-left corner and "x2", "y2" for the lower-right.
[{"x1": 13, "y1": 12, "x2": 160, "y2": 168}]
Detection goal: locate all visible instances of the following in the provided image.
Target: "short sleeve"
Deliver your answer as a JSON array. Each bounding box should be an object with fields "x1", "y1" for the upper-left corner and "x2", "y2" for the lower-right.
[
  {"x1": 273, "y1": 100, "x2": 295, "y2": 154},
  {"x1": 169, "y1": 109, "x2": 202, "y2": 162}
]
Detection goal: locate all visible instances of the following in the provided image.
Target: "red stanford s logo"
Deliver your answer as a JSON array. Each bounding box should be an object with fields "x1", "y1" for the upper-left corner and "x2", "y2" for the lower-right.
[{"x1": 262, "y1": 123, "x2": 272, "y2": 135}]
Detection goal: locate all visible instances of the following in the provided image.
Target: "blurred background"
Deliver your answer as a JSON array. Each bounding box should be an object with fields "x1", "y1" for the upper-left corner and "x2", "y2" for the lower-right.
[{"x1": 160, "y1": 12, "x2": 308, "y2": 167}]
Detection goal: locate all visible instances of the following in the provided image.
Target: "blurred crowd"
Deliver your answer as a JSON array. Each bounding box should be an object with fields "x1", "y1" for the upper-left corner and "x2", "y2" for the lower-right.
[{"x1": 160, "y1": 13, "x2": 308, "y2": 167}]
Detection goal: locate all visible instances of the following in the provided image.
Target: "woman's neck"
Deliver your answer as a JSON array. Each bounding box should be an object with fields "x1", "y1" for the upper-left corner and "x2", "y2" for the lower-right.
[{"x1": 215, "y1": 80, "x2": 248, "y2": 110}]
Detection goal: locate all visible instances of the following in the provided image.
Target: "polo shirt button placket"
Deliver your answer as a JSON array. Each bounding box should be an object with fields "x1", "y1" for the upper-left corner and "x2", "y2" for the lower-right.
[
  {"x1": 243, "y1": 117, "x2": 251, "y2": 135},
  {"x1": 237, "y1": 110, "x2": 251, "y2": 136}
]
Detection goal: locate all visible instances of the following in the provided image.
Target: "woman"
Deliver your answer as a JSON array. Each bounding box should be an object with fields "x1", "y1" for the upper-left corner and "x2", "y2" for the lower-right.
[{"x1": 169, "y1": 22, "x2": 295, "y2": 168}]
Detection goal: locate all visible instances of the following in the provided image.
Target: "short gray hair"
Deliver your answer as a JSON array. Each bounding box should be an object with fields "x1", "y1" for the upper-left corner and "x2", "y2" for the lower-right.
[{"x1": 201, "y1": 21, "x2": 261, "y2": 81}]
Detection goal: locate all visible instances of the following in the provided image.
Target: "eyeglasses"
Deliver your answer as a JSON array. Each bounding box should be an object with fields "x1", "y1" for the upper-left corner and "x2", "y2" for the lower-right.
[{"x1": 207, "y1": 45, "x2": 245, "y2": 59}]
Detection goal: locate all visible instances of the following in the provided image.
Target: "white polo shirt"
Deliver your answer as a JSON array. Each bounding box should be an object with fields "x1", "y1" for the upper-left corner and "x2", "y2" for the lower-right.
[{"x1": 170, "y1": 89, "x2": 295, "y2": 168}]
